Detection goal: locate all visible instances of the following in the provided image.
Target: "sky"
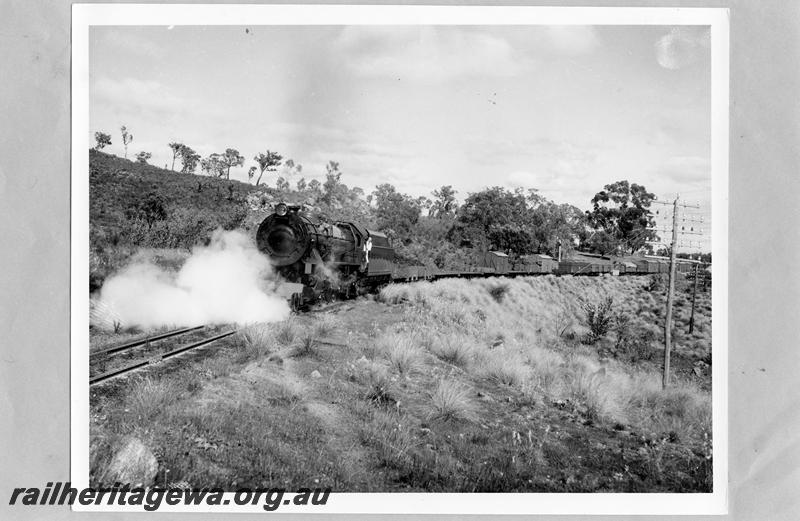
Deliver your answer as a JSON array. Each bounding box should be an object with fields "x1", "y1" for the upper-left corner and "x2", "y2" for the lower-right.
[{"x1": 90, "y1": 24, "x2": 712, "y2": 250}]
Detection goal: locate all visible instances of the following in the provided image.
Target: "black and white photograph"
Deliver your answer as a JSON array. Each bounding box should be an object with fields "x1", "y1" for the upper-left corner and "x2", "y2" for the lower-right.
[{"x1": 69, "y1": 4, "x2": 728, "y2": 515}]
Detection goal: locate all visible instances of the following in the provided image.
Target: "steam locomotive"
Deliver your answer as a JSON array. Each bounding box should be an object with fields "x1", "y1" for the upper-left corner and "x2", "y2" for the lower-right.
[
  {"x1": 256, "y1": 203, "x2": 395, "y2": 310},
  {"x1": 256, "y1": 203, "x2": 706, "y2": 311}
]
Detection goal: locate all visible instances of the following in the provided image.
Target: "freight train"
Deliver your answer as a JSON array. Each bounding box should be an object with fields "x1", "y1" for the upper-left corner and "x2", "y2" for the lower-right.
[{"x1": 256, "y1": 203, "x2": 703, "y2": 311}]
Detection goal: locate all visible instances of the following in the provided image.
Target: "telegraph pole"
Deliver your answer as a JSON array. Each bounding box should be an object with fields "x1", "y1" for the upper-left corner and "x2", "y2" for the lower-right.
[
  {"x1": 650, "y1": 195, "x2": 702, "y2": 389},
  {"x1": 689, "y1": 263, "x2": 700, "y2": 333},
  {"x1": 662, "y1": 197, "x2": 679, "y2": 389}
]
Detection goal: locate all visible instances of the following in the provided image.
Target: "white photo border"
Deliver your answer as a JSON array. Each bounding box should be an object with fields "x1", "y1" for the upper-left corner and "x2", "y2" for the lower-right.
[{"x1": 71, "y1": 4, "x2": 729, "y2": 514}]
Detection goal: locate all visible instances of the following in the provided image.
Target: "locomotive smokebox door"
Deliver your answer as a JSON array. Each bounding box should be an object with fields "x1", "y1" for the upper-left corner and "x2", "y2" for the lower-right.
[{"x1": 256, "y1": 212, "x2": 311, "y2": 267}]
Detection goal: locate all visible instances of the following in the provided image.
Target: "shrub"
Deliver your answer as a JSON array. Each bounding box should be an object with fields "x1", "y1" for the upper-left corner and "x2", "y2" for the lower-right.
[
  {"x1": 613, "y1": 314, "x2": 657, "y2": 363},
  {"x1": 488, "y1": 283, "x2": 509, "y2": 303},
  {"x1": 646, "y1": 273, "x2": 669, "y2": 293},
  {"x1": 583, "y1": 297, "x2": 615, "y2": 343}
]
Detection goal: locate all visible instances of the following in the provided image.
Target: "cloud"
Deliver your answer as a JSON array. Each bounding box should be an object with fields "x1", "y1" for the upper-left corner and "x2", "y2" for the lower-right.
[
  {"x1": 540, "y1": 26, "x2": 600, "y2": 55},
  {"x1": 502, "y1": 141, "x2": 601, "y2": 206},
  {"x1": 92, "y1": 77, "x2": 192, "y2": 115},
  {"x1": 99, "y1": 29, "x2": 163, "y2": 57},
  {"x1": 91, "y1": 76, "x2": 226, "y2": 122},
  {"x1": 655, "y1": 27, "x2": 710, "y2": 70},
  {"x1": 334, "y1": 26, "x2": 522, "y2": 82},
  {"x1": 656, "y1": 155, "x2": 710, "y2": 183}
]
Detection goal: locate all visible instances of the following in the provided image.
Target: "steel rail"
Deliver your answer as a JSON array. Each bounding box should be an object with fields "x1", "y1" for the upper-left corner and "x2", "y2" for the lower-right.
[
  {"x1": 89, "y1": 330, "x2": 236, "y2": 386},
  {"x1": 91, "y1": 326, "x2": 205, "y2": 358}
]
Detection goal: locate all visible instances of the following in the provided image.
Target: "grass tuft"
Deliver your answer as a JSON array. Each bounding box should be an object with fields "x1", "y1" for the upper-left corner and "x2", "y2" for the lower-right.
[
  {"x1": 124, "y1": 376, "x2": 179, "y2": 423},
  {"x1": 427, "y1": 380, "x2": 476, "y2": 422},
  {"x1": 274, "y1": 318, "x2": 297, "y2": 347},
  {"x1": 357, "y1": 361, "x2": 397, "y2": 406},
  {"x1": 234, "y1": 325, "x2": 272, "y2": 361},
  {"x1": 480, "y1": 348, "x2": 528, "y2": 387},
  {"x1": 312, "y1": 315, "x2": 338, "y2": 338},
  {"x1": 380, "y1": 336, "x2": 424, "y2": 376},
  {"x1": 429, "y1": 336, "x2": 473, "y2": 368},
  {"x1": 293, "y1": 334, "x2": 318, "y2": 358}
]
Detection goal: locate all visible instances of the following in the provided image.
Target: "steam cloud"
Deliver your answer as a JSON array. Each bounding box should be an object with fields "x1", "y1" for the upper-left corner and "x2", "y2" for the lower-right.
[{"x1": 95, "y1": 230, "x2": 290, "y2": 329}]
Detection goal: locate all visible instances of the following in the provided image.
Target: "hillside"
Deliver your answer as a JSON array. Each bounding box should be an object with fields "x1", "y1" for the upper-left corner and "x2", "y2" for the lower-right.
[
  {"x1": 89, "y1": 150, "x2": 265, "y2": 240},
  {"x1": 90, "y1": 275, "x2": 712, "y2": 492},
  {"x1": 89, "y1": 151, "x2": 277, "y2": 291}
]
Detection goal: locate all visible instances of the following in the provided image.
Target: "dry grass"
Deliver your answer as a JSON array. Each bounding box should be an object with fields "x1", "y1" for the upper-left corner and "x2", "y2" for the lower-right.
[
  {"x1": 380, "y1": 275, "x2": 712, "y2": 441},
  {"x1": 124, "y1": 376, "x2": 179, "y2": 423},
  {"x1": 292, "y1": 334, "x2": 318, "y2": 358},
  {"x1": 479, "y1": 347, "x2": 529, "y2": 387},
  {"x1": 274, "y1": 318, "x2": 297, "y2": 347},
  {"x1": 379, "y1": 335, "x2": 424, "y2": 376},
  {"x1": 428, "y1": 335, "x2": 474, "y2": 368},
  {"x1": 234, "y1": 324, "x2": 272, "y2": 361},
  {"x1": 355, "y1": 360, "x2": 396, "y2": 406},
  {"x1": 427, "y1": 380, "x2": 476, "y2": 422},
  {"x1": 312, "y1": 314, "x2": 338, "y2": 338},
  {"x1": 524, "y1": 346, "x2": 564, "y2": 394},
  {"x1": 91, "y1": 272, "x2": 712, "y2": 493}
]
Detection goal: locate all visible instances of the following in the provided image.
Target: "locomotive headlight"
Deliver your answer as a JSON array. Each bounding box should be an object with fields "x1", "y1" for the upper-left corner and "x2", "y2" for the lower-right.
[{"x1": 275, "y1": 203, "x2": 288, "y2": 216}]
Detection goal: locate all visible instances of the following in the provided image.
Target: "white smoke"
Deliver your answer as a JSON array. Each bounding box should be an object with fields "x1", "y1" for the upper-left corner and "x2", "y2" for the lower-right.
[{"x1": 95, "y1": 230, "x2": 290, "y2": 330}]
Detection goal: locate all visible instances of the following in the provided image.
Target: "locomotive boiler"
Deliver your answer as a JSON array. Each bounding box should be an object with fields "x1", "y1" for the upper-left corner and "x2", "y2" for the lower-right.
[{"x1": 256, "y1": 203, "x2": 394, "y2": 310}]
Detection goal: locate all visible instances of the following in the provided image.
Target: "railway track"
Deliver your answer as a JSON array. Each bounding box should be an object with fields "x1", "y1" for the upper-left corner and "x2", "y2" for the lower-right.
[{"x1": 90, "y1": 326, "x2": 237, "y2": 386}]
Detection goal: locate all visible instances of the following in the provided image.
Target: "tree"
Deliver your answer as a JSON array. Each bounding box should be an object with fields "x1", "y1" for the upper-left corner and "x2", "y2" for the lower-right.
[
  {"x1": 220, "y1": 148, "x2": 244, "y2": 180},
  {"x1": 528, "y1": 201, "x2": 586, "y2": 257},
  {"x1": 430, "y1": 185, "x2": 458, "y2": 218},
  {"x1": 94, "y1": 132, "x2": 112, "y2": 150},
  {"x1": 179, "y1": 146, "x2": 200, "y2": 174},
  {"x1": 284, "y1": 159, "x2": 303, "y2": 176},
  {"x1": 120, "y1": 126, "x2": 133, "y2": 159},
  {"x1": 254, "y1": 150, "x2": 283, "y2": 186},
  {"x1": 276, "y1": 176, "x2": 290, "y2": 191},
  {"x1": 135, "y1": 151, "x2": 152, "y2": 164},
  {"x1": 322, "y1": 161, "x2": 343, "y2": 205},
  {"x1": 248, "y1": 166, "x2": 257, "y2": 182},
  {"x1": 586, "y1": 180, "x2": 656, "y2": 254},
  {"x1": 448, "y1": 187, "x2": 529, "y2": 250},
  {"x1": 487, "y1": 223, "x2": 535, "y2": 254},
  {"x1": 372, "y1": 183, "x2": 421, "y2": 244},
  {"x1": 168, "y1": 142, "x2": 184, "y2": 171},
  {"x1": 201, "y1": 153, "x2": 226, "y2": 178},
  {"x1": 296, "y1": 177, "x2": 307, "y2": 191}
]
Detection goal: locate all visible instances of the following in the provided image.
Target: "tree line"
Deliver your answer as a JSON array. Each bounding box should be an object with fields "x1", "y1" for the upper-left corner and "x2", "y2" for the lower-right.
[
  {"x1": 94, "y1": 128, "x2": 297, "y2": 187},
  {"x1": 93, "y1": 127, "x2": 699, "y2": 264}
]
